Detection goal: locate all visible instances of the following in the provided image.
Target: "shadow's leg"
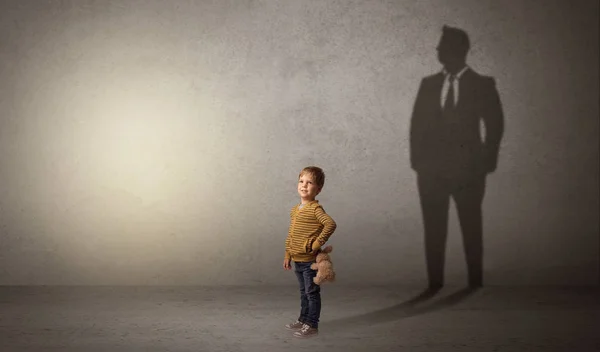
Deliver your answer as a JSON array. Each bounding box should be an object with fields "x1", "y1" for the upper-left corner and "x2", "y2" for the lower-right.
[
  {"x1": 454, "y1": 175, "x2": 486, "y2": 287},
  {"x1": 417, "y1": 173, "x2": 451, "y2": 288}
]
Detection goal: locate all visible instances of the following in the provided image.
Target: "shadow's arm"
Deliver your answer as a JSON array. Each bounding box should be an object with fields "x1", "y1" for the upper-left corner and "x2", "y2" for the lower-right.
[
  {"x1": 481, "y1": 78, "x2": 505, "y2": 173},
  {"x1": 409, "y1": 79, "x2": 428, "y2": 171}
]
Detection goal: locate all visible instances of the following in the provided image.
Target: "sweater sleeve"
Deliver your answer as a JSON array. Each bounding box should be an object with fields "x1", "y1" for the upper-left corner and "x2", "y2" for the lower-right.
[
  {"x1": 284, "y1": 236, "x2": 291, "y2": 260},
  {"x1": 313, "y1": 205, "x2": 337, "y2": 248},
  {"x1": 284, "y1": 205, "x2": 296, "y2": 260}
]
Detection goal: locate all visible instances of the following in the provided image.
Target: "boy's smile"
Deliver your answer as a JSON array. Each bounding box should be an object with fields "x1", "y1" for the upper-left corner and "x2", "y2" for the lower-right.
[{"x1": 298, "y1": 173, "x2": 320, "y2": 203}]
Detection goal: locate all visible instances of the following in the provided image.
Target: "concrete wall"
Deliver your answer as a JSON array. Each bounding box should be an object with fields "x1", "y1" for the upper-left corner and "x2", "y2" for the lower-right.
[{"x1": 0, "y1": 0, "x2": 597, "y2": 285}]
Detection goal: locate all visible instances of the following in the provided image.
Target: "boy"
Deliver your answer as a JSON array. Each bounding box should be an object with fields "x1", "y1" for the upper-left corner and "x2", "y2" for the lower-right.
[{"x1": 283, "y1": 166, "x2": 337, "y2": 338}]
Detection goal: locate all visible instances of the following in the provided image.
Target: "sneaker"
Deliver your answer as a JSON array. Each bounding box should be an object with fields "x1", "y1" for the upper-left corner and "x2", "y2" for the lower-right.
[
  {"x1": 284, "y1": 320, "x2": 304, "y2": 330},
  {"x1": 293, "y1": 324, "x2": 318, "y2": 338}
]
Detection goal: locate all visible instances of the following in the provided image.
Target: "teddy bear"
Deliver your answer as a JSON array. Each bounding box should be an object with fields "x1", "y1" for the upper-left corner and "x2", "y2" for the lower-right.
[{"x1": 310, "y1": 245, "x2": 336, "y2": 285}]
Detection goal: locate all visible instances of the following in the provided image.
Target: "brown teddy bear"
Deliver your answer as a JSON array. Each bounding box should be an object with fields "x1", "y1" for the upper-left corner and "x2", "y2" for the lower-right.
[{"x1": 310, "y1": 245, "x2": 336, "y2": 285}]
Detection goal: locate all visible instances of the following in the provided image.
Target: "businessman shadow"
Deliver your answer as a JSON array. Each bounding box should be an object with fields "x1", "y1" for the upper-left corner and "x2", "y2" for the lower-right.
[
  {"x1": 323, "y1": 286, "x2": 480, "y2": 332},
  {"x1": 409, "y1": 25, "x2": 505, "y2": 288}
]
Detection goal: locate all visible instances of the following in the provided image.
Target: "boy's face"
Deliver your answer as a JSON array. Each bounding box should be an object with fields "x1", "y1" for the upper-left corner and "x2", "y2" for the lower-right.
[{"x1": 298, "y1": 172, "x2": 321, "y2": 202}]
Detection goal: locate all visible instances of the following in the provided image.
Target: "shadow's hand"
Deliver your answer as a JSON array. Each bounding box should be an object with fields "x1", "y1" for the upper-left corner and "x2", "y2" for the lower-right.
[{"x1": 481, "y1": 147, "x2": 498, "y2": 173}]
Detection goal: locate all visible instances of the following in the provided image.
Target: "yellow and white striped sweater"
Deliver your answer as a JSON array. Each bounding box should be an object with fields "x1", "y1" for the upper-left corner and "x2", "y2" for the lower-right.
[{"x1": 284, "y1": 200, "x2": 337, "y2": 262}]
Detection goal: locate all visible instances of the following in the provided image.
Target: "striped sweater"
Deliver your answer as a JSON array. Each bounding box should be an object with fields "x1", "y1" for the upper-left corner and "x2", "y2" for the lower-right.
[{"x1": 284, "y1": 200, "x2": 337, "y2": 262}]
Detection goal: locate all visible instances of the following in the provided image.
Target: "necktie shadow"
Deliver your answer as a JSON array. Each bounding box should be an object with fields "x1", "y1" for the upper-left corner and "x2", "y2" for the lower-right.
[{"x1": 323, "y1": 286, "x2": 480, "y2": 332}]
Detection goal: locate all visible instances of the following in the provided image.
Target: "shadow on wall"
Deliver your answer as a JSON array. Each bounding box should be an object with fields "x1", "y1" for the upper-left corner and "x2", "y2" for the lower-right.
[{"x1": 409, "y1": 26, "x2": 505, "y2": 289}]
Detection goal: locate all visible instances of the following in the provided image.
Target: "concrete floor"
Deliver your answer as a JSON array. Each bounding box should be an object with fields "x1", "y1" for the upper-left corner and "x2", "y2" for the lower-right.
[{"x1": 0, "y1": 285, "x2": 598, "y2": 352}]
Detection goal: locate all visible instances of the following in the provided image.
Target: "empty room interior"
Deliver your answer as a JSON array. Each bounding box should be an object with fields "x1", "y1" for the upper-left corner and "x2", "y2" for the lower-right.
[{"x1": 0, "y1": 0, "x2": 598, "y2": 351}]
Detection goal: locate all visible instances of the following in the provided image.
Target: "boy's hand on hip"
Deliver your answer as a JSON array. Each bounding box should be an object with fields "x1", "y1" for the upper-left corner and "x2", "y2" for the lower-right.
[
  {"x1": 311, "y1": 240, "x2": 321, "y2": 252},
  {"x1": 283, "y1": 258, "x2": 292, "y2": 270}
]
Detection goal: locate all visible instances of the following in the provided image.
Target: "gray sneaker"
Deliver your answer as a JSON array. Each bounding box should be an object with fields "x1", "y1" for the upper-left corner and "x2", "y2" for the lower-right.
[
  {"x1": 285, "y1": 320, "x2": 304, "y2": 330},
  {"x1": 293, "y1": 324, "x2": 318, "y2": 338}
]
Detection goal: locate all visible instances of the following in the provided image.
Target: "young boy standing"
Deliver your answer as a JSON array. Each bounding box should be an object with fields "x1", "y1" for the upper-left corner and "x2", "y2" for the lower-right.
[{"x1": 283, "y1": 166, "x2": 337, "y2": 338}]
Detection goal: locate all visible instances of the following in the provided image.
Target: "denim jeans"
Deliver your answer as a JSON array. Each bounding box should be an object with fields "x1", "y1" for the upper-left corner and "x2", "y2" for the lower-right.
[{"x1": 293, "y1": 261, "x2": 321, "y2": 329}]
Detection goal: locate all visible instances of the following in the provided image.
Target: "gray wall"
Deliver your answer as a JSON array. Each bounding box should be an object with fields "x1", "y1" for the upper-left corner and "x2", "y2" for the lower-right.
[{"x1": 0, "y1": 0, "x2": 597, "y2": 286}]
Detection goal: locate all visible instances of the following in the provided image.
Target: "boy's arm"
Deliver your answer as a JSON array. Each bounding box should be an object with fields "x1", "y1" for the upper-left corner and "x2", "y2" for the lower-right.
[
  {"x1": 311, "y1": 205, "x2": 337, "y2": 251},
  {"x1": 284, "y1": 235, "x2": 291, "y2": 260},
  {"x1": 284, "y1": 205, "x2": 296, "y2": 260}
]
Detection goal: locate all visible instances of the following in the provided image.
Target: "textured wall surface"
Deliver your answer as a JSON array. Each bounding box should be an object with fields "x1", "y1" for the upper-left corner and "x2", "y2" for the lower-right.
[{"x1": 0, "y1": 0, "x2": 597, "y2": 285}]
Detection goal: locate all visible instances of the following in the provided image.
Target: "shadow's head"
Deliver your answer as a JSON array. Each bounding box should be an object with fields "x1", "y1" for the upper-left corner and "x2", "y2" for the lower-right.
[{"x1": 437, "y1": 25, "x2": 470, "y2": 70}]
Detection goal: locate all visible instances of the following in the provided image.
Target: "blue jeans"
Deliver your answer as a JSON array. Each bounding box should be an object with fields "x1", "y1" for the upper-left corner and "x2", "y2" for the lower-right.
[{"x1": 293, "y1": 261, "x2": 321, "y2": 329}]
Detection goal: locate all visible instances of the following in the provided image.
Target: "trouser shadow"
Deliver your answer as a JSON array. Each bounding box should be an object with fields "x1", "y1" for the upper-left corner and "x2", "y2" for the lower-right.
[
  {"x1": 417, "y1": 172, "x2": 486, "y2": 287},
  {"x1": 323, "y1": 286, "x2": 479, "y2": 332}
]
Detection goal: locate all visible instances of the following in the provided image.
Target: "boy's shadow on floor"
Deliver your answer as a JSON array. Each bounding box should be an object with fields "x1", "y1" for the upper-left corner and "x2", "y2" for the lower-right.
[{"x1": 323, "y1": 286, "x2": 480, "y2": 332}]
